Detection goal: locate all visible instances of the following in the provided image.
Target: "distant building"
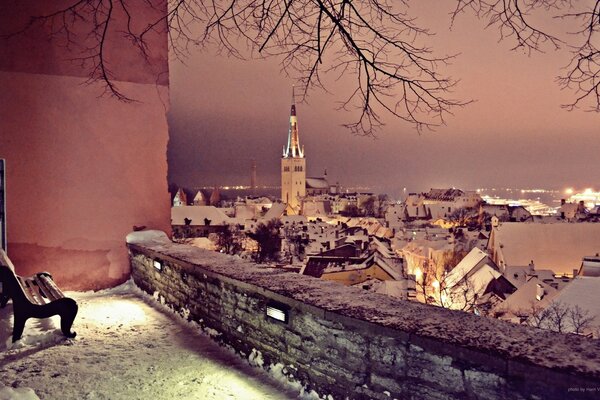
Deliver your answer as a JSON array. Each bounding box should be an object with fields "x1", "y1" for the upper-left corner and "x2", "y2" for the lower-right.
[
  {"x1": 479, "y1": 203, "x2": 533, "y2": 223},
  {"x1": 173, "y1": 188, "x2": 187, "y2": 207},
  {"x1": 491, "y1": 277, "x2": 559, "y2": 324},
  {"x1": 193, "y1": 190, "x2": 207, "y2": 206},
  {"x1": 209, "y1": 186, "x2": 220, "y2": 206},
  {"x1": 300, "y1": 239, "x2": 412, "y2": 299},
  {"x1": 557, "y1": 199, "x2": 587, "y2": 221},
  {"x1": 441, "y1": 248, "x2": 516, "y2": 312},
  {"x1": 579, "y1": 254, "x2": 600, "y2": 277},
  {"x1": 171, "y1": 206, "x2": 230, "y2": 238},
  {"x1": 250, "y1": 159, "x2": 257, "y2": 192},
  {"x1": 306, "y1": 170, "x2": 339, "y2": 197},
  {"x1": 403, "y1": 188, "x2": 481, "y2": 222},
  {"x1": 306, "y1": 176, "x2": 329, "y2": 196},
  {"x1": 281, "y1": 88, "x2": 306, "y2": 215}
]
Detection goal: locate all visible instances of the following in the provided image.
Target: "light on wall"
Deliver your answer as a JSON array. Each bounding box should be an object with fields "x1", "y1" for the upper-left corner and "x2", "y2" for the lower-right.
[
  {"x1": 266, "y1": 301, "x2": 290, "y2": 323},
  {"x1": 153, "y1": 259, "x2": 163, "y2": 272}
]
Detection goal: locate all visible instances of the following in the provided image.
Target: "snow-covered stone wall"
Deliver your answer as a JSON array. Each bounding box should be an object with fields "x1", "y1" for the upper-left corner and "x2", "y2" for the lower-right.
[{"x1": 127, "y1": 239, "x2": 600, "y2": 400}]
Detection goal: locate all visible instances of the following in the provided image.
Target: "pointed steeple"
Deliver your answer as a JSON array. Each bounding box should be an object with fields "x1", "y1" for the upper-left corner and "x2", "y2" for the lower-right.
[{"x1": 283, "y1": 86, "x2": 304, "y2": 159}]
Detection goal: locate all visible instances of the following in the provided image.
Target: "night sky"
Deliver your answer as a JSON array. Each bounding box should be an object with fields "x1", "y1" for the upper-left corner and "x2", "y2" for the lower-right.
[{"x1": 167, "y1": 1, "x2": 599, "y2": 196}]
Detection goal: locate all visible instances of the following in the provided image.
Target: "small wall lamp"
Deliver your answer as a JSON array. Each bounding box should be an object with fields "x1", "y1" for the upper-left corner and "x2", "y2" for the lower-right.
[
  {"x1": 153, "y1": 259, "x2": 163, "y2": 272},
  {"x1": 266, "y1": 301, "x2": 290, "y2": 323}
]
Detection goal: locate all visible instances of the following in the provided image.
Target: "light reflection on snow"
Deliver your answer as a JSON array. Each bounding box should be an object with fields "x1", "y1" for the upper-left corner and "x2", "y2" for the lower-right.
[{"x1": 82, "y1": 298, "x2": 148, "y2": 326}]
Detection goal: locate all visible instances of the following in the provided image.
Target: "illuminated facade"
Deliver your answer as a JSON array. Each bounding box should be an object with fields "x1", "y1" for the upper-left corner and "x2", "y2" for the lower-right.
[{"x1": 281, "y1": 88, "x2": 306, "y2": 215}]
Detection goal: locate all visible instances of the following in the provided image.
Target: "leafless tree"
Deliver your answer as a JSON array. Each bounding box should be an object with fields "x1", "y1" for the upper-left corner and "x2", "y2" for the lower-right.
[
  {"x1": 547, "y1": 301, "x2": 570, "y2": 333},
  {"x1": 3, "y1": 0, "x2": 598, "y2": 134},
  {"x1": 568, "y1": 304, "x2": 596, "y2": 336},
  {"x1": 451, "y1": 0, "x2": 600, "y2": 112},
  {"x1": 447, "y1": 206, "x2": 478, "y2": 227},
  {"x1": 526, "y1": 301, "x2": 596, "y2": 337},
  {"x1": 215, "y1": 224, "x2": 243, "y2": 254},
  {"x1": 526, "y1": 301, "x2": 553, "y2": 328}
]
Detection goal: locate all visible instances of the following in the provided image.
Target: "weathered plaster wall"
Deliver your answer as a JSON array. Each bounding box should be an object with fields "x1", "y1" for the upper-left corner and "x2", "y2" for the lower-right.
[
  {"x1": 128, "y1": 238, "x2": 600, "y2": 400},
  {"x1": 0, "y1": 1, "x2": 171, "y2": 289}
]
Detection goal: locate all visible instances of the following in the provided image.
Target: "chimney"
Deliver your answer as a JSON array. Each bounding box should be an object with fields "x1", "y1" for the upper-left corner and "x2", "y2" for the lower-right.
[
  {"x1": 535, "y1": 284, "x2": 545, "y2": 301},
  {"x1": 528, "y1": 260, "x2": 535, "y2": 274}
]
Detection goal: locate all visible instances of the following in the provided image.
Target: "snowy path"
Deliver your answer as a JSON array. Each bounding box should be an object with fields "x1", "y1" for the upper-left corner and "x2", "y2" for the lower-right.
[{"x1": 0, "y1": 284, "x2": 301, "y2": 400}]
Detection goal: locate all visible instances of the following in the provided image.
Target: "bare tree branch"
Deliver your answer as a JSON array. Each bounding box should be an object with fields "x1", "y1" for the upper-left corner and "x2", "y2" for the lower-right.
[
  {"x1": 451, "y1": 0, "x2": 600, "y2": 111},
  {"x1": 3, "y1": 0, "x2": 598, "y2": 133}
]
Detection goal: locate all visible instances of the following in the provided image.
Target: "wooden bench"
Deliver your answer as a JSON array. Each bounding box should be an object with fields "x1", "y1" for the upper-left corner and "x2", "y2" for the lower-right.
[{"x1": 0, "y1": 250, "x2": 77, "y2": 342}]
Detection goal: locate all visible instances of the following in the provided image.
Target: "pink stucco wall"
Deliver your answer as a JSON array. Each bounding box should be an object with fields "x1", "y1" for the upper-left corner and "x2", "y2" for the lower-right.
[{"x1": 0, "y1": 1, "x2": 171, "y2": 290}]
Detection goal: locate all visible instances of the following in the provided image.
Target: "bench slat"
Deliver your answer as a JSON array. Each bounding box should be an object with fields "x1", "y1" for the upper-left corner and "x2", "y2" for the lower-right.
[
  {"x1": 27, "y1": 276, "x2": 53, "y2": 304},
  {"x1": 17, "y1": 276, "x2": 40, "y2": 305},
  {"x1": 24, "y1": 277, "x2": 48, "y2": 305},
  {"x1": 35, "y1": 275, "x2": 63, "y2": 302}
]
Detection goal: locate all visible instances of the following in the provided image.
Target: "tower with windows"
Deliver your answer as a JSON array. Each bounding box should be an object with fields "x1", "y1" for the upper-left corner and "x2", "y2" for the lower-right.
[{"x1": 281, "y1": 88, "x2": 306, "y2": 215}]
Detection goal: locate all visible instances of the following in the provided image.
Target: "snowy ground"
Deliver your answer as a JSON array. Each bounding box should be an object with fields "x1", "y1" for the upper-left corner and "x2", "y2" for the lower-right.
[{"x1": 0, "y1": 282, "x2": 305, "y2": 400}]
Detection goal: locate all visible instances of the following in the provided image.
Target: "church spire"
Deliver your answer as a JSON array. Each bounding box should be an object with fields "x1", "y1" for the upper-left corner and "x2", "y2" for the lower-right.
[{"x1": 283, "y1": 86, "x2": 304, "y2": 159}]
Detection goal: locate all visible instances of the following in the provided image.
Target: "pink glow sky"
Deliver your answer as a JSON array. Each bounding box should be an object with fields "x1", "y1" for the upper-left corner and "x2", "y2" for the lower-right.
[{"x1": 167, "y1": 1, "x2": 599, "y2": 195}]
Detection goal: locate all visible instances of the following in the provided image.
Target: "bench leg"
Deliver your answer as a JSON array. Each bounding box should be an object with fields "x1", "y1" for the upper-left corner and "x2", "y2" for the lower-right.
[
  {"x1": 12, "y1": 315, "x2": 26, "y2": 343},
  {"x1": 0, "y1": 294, "x2": 8, "y2": 308},
  {"x1": 58, "y1": 298, "x2": 78, "y2": 339}
]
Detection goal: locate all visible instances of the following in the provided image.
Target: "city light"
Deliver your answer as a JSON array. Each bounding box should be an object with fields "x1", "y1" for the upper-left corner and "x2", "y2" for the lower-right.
[{"x1": 414, "y1": 268, "x2": 423, "y2": 282}]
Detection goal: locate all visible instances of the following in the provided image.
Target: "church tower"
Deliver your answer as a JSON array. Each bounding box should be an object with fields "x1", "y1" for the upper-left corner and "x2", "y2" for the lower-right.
[{"x1": 281, "y1": 87, "x2": 306, "y2": 215}]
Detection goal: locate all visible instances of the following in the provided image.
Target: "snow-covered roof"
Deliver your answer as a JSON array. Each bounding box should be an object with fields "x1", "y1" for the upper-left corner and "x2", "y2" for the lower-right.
[
  {"x1": 546, "y1": 276, "x2": 600, "y2": 332},
  {"x1": 263, "y1": 202, "x2": 286, "y2": 220},
  {"x1": 503, "y1": 266, "x2": 529, "y2": 288},
  {"x1": 234, "y1": 205, "x2": 256, "y2": 220},
  {"x1": 306, "y1": 177, "x2": 329, "y2": 189},
  {"x1": 444, "y1": 247, "x2": 493, "y2": 289},
  {"x1": 171, "y1": 206, "x2": 231, "y2": 226},
  {"x1": 193, "y1": 190, "x2": 207, "y2": 204},
  {"x1": 493, "y1": 277, "x2": 558, "y2": 316},
  {"x1": 580, "y1": 255, "x2": 600, "y2": 277},
  {"x1": 126, "y1": 230, "x2": 170, "y2": 245},
  {"x1": 424, "y1": 188, "x2": 464, "y2": 201},
  {"x1": 492, "y1": 222, "x2": 600, "y2": 275},
  {"x1": 280, "y1": 214, "x2": 307, "y2": 224},
  {"x1": 369, "y1": 253, "x2": 402, "y2": 280},
  {"x1": 481, "y1": 204, "x2": 510, "y2": 217},
  {"x1": 302, "y1": 200, "x2": 331, "y2": 216}
]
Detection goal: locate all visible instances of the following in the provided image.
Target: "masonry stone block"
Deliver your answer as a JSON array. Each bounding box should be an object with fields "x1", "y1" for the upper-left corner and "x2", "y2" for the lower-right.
[
  {"x1": 370, "y1": 373, "x2": 403, "y2": 396},
  {"x1": 406, "y1": 344, "x2": 465, "y2": 393}
]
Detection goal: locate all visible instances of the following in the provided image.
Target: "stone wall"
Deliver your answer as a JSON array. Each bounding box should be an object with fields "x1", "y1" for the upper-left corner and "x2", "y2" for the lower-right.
[{"x1": 128, "y1": 238, "x2": 600, "y2": 400}]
